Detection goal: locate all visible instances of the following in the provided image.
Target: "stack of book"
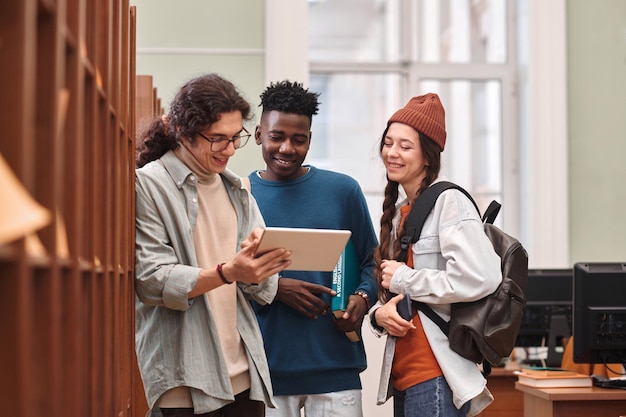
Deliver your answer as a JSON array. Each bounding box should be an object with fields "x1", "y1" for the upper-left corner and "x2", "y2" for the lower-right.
[{"x1": 515, "y1": 367, "x2": 593, "y2": 388}]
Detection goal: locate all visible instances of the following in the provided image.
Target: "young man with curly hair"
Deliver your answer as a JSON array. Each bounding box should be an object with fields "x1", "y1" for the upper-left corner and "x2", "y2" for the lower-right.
[
  {"x1": 248, "y1": 80, "x2": 378, "y2": 417},
  {"x1": 135, "y1": 73, "x2": 291, "y2": 417}
]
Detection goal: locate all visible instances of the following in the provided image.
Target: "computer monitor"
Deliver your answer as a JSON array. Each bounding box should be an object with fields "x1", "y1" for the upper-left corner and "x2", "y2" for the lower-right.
[
  {"x1": 515, "y1": 268, "x2": 573, "y2": 367},
  {"x1": 573, "y1": 262, "x2": 626, "y2": 365}
]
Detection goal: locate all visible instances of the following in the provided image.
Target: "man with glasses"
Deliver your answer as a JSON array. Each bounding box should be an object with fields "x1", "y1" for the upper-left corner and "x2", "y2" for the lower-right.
[
  {"x1": 135, "y1": 73, "x2": 291, "y2": 417},
  {"x1": 248, "y1": 80, "x2": 378, "y2": 417}
]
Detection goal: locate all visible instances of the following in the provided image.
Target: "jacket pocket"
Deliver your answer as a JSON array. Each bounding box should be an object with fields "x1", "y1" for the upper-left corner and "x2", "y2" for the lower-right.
[{"x1": 412, "y1": 236, "x2": 441, "y2": 255}]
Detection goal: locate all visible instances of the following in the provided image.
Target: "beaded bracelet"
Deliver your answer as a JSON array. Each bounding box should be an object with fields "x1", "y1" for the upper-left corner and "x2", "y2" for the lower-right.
[
  {"x1": 216, "y1": 263, "x2": 233, "y2": 284},
  {"x1": 354, "y1": 290, "x2": 371, "y2": 310}
]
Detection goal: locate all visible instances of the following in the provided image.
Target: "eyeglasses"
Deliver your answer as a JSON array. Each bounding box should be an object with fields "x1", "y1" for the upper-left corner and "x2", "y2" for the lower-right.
[{"x1": 196, "y1": 127, "x2": 251, "y2": 152}]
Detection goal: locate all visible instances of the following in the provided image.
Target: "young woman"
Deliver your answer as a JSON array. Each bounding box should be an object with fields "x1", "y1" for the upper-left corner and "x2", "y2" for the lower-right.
[
  {"x1": 369, "y1": 93, "x2": 502, "y2": 417},
  {"x1": 135, "y1": 73, "x2": 291, "y2": 417}
]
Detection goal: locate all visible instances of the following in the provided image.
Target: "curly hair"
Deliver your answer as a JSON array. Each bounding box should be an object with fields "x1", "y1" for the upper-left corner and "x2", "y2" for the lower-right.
[
  {"x1": 259, "y1": 80, "x2": 320, "y2": 121},
  {"x1": 136, "y1": 73, "x2": 252, "y2": 168},
  {"x1": 373, "y1": 126, "x2": 442, "y2": 303}
]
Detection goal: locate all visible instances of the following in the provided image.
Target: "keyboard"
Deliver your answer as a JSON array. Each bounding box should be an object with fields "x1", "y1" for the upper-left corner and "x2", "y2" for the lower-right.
[{"x1": 591, "y1": 375, "x2": 626, "y2": 389}]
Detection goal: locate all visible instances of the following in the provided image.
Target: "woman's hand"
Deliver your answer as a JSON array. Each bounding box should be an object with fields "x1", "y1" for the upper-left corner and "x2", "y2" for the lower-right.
[
  {"x1": 374, "y1": 294, "x2": 416, "y2": 337},
  {"x1": 379, "y1": 259, "x2": 405, "y2": 289}
]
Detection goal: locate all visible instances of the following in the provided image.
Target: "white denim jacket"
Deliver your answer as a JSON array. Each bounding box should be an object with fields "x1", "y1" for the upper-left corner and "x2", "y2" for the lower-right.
[{"x1": 370, "y1": 178, "x2": 502, "y2": 417}]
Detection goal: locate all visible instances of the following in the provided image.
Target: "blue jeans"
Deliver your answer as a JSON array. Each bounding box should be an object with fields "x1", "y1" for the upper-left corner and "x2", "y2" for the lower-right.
[{"x1": 393, "y1": 376, "x2": 470, "y2": 417}]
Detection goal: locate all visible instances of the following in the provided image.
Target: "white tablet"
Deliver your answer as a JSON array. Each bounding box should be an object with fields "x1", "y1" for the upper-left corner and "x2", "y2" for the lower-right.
[{"x1": 255, "y1": 227, "x2": 352, "y2": 272}]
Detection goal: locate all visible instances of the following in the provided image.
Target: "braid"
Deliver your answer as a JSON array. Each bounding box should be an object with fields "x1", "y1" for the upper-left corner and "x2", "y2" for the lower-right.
[{"x1": 374, "y1": 180, "x2": 399, "y2": 303}]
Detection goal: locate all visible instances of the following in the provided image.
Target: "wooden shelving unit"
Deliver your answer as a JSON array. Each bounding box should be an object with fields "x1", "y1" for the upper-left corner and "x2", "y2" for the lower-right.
[{"x1": 0, "y1": 1, "x2": 137, "y2": 416}]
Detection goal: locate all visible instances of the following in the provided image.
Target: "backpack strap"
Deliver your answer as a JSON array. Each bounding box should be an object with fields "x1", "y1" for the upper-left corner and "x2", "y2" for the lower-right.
[
  {"x1": 397, "y1": 181, "x2": 478, "y2": 261},
  {"x1": 482, "y1": 200, "x2": 501, "y2": 224},
  {"x1": 413, "y1": 300, "x2": 450, "y2": 335},
  {"x1": 396, "y1": 181, "x2": 479, "y2": 337}
]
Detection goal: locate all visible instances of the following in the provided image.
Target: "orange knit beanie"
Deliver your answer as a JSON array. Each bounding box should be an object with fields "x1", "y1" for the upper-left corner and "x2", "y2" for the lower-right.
[{"x1": 387, "y1": 93, "x2": 446, "y2": 151}]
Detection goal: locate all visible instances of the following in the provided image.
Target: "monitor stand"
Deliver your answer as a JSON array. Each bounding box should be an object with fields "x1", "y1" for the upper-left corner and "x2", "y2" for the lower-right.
[{"x1": 545, "y1": 312, "x2": 571, "y2": 367}]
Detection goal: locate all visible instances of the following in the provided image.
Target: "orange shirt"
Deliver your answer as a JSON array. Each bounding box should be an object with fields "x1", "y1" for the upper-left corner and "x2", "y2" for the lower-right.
[{"x1": 391, "y1": 205, "x2": 443, "y2": 391}]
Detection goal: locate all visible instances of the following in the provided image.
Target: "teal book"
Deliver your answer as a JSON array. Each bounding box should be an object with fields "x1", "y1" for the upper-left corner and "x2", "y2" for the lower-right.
[{"x1": 332, "y1": 239, "x2": 361, "y2": 342}]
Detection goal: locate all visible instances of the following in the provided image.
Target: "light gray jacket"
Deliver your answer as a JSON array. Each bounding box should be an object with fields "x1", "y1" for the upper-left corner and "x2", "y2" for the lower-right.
[
  {"x1": 135, "y1": 151, "x2": 277, "y2": 415},
  {"x1": 370, "y1": 179, "x2": 501, "y2": 417}
]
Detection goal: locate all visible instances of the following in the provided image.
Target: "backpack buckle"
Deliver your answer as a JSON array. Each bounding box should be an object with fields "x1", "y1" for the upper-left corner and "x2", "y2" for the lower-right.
[{"x1": 400, "y1": 234, "x2": 412, "y2": 251}]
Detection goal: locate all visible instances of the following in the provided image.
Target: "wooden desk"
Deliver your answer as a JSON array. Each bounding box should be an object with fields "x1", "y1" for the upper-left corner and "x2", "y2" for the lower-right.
[
  {"x1": 515, "y1": 382, "x2": 626, "y2": 417},
  {"x1": 477, "y1": 368, "x2": 523, "y2": 417}
]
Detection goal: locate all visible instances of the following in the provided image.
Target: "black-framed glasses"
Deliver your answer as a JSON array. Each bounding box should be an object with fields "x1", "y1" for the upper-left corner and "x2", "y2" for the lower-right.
[{"x1": 196, "y1": 127, "x2": 251, "y2": 152}]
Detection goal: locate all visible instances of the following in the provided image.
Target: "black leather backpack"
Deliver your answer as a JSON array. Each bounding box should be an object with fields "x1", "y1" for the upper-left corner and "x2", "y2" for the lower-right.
[{"x1": 397, "y1": 181, "x2": 529, "y2": 376}]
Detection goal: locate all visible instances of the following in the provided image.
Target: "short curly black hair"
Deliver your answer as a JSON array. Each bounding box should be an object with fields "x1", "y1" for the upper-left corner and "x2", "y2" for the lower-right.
[{"x1": 259, "y1": 80, "x2": 320, "y2": 121}]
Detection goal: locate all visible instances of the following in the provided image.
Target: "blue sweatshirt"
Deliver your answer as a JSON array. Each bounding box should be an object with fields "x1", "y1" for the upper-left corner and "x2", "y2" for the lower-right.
[{"x1": 249, "y1": 166, "x2": 378, "y2": 395}]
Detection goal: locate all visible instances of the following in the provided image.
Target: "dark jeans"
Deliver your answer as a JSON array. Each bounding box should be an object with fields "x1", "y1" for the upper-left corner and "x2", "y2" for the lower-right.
[{"x1": 160, "y1": 390, "x2": 264, "y2": 417}]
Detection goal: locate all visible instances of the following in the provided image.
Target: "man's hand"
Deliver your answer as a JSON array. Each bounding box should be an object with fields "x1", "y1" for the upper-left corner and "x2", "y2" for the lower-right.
[
  {"x1": 276, "y1": 277, "x2": 335, "y2": 319},
  {"x1": 333, "y1": 293, "x2": 368, "y2": 334},
  {"x1": 227, "y1": 229, "x2": 291, "y2": 285}
]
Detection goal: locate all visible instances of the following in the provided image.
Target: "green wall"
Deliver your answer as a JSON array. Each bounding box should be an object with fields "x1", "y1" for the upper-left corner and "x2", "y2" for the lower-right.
[
  {"x1": 567, "y1": 1, "x2": 626, "y2": 263},
  {"x1": 133, "y1": 0, "x2": 266, "y2": 175}
]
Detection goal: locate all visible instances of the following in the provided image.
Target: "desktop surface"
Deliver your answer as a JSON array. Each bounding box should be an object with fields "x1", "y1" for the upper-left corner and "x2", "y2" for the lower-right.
[{"x1": 515, "y1": 382, "x2": 626, "y2": 417}]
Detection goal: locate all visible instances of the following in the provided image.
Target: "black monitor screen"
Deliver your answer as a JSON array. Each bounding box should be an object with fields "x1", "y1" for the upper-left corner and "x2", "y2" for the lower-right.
[
  {"x1": 573, "y1": 262, "x2": 626, "y2": 365},
  {"x1": 515, "y1": 268, "x2": 573, "y2": 367},
  {"x1": 523, "y1": 268, "x2": 573, "y2": 304}
]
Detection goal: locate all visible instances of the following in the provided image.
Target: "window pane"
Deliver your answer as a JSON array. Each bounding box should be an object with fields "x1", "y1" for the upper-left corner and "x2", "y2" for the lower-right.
[
  {"x1": 309, "y1": 0, "x2": 401, "y2": 63},
  {"x1": 307, "y1": 73, "x2": 405, "y2": 224},
  {"x1": 415, "y1": 0, "x2": 508, "y2": 63},
  {"x1": 309, "y1": 0, "x2": 508, "y2": 64},
  {"x1": 418, "y1": 79, "x2": 503, "y2": 212}
]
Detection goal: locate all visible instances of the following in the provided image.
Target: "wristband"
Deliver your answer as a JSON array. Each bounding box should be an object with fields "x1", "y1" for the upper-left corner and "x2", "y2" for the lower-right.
[
  {"x1": 370, "y1": 308, "x2": 384, "y2": 332},
  {"x1": 354, "y1": 290, "x2": 371, "y2": 310},
  {"x1": 216, "y1": 263, "x2": 233, "y2": 284}
]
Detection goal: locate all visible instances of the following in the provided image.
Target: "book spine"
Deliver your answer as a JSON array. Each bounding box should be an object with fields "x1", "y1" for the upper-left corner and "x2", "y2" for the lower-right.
[
  {"x1": 331, "y1": 251, "x2": 346, "y2": 312},
  {"x1": 331, "y1": 240, "x2": 360, "y2": 342}
]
